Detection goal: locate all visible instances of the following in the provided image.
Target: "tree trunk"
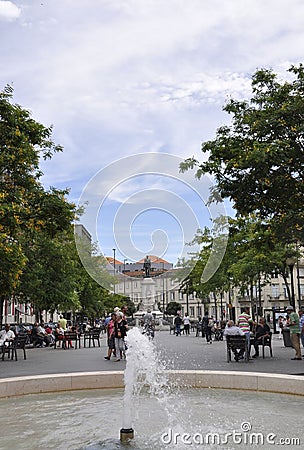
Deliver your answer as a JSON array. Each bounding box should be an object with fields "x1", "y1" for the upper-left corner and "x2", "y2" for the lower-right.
[{"x1": 0, "y1": 295, "x2": 4, "y2": 325}]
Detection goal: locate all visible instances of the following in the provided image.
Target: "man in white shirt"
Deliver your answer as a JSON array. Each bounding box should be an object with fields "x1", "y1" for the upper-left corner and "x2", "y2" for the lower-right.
[
  {"x1": 224, "y1": 320, "x2": 245, "y2": 361},
  {"x1": 224, "y1": 320, "x2": 244, "y2": 336},
  {"x1": 0, "y1": 324, "x2": 15, "y2": 347}
]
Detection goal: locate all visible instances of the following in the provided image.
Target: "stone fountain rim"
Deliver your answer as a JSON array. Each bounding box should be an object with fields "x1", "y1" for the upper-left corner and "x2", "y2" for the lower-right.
[{"x1": 0, "y1": 370, "x2": 303, "y2": 399}]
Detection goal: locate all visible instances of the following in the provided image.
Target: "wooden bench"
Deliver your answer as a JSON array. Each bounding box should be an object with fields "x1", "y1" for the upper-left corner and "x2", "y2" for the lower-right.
[
  {"x1": 54, "y1": 331, "x2": 80, "y2": 349},
  {"x1": 226, "y1": 335, "x2": 249, "y2": 363}
]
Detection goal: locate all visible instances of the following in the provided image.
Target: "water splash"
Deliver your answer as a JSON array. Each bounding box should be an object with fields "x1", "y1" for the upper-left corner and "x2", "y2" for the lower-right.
[{"x1": 122, "y1": 327, "x2": 170, "y2": 431}]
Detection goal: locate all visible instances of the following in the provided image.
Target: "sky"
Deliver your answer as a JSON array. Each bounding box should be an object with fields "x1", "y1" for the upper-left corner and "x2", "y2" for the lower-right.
[{"x1": 1, "y1": 0, "x2": 304, "y2": 268}]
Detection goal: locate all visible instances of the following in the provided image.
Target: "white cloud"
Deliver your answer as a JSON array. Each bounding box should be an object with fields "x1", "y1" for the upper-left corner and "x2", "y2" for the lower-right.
[
  {"x1": 0, "y1": 1, "x2": 20, "y2": 20},
  {"x1": 2, "y1": 0, "x2": 304, "y2": 261}
]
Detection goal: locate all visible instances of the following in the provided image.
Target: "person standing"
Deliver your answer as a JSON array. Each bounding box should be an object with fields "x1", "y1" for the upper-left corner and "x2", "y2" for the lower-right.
[
  {"x1": 59, "y1": 315, "x2": 67, "y2": 331},
  {"x1": 278, "y1": 315, "x2": 284, "y2": 339},
  {"x1": 299, "y1": 308, "x2": 304, "y2": 356},
  {"x1": 114, "y1": 311, "x2": 127, "y2": 361},
  {"x1": 286, "y1": 305, "x2": 302, "y2": 360},
  {"x1": 174, "y1": 312, "x2": 183, "y2": 336},
  {"x1": 238, "y1": 307, "x2": 255, "y2": 353},
  {"x1": 183, "y1": 313, "x2": 190, "y2": 335},
  {"x1": 202, "y1": 312, "x2": 212, "y2": 344},
  {"x1": 104, "y1": 313, "x2": 116, "y2": 360}
]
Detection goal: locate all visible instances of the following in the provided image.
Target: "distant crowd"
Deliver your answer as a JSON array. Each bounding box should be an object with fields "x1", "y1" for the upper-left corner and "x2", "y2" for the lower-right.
[{"x1": 172, "y1": 304, "x2": 304, "y2": 361}]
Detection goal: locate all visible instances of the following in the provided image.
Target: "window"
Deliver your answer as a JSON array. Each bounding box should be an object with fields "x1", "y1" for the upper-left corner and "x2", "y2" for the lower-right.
[
  {"x1": 271, "y1": 285, "x2": 280, "y2": 298},
  {"x1": 190, "y1": 307, "x2": 194, "y2": 316}
]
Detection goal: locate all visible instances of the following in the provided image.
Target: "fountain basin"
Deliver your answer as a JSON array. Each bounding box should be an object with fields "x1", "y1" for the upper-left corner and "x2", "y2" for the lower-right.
[
  {"x1": 0, "y1": 379, "x2": 303, "y2": 450},
  {"x1": 0, "y1": 370, "x2": 303, "y2": 398}
]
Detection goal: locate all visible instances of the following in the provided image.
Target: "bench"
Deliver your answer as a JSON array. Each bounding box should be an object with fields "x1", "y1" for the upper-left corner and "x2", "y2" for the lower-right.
[
  {"x1": 54, "y1": 331, "x2": 80, "y2": 349},
  {"x1": 226, "y1": 335, "x2": 249, "y2": 363}
]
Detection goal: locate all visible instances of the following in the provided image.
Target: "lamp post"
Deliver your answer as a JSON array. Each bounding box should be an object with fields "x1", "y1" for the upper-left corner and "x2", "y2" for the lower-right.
[
  {"x1": 186, "y1": 280, "x2": 189, "y2": 314},
  {"x1": 220, "y1": 291, "x2": 223, "y2": 322},
  {"x1": 123, "y1": 259, "x2": 127, "y2": 296},
  {"x1": 113, "y1": 248, "x2": 116, "y2": 294},
  {"x1": 286, "y1": 257, "x2": 296, "y2": 310},
  {"x1": 296, "y1": 256, "x2": 304, "y2": 309},
  {"x1": 162, "y1": 262, "x2": 165, "y2": 318}
]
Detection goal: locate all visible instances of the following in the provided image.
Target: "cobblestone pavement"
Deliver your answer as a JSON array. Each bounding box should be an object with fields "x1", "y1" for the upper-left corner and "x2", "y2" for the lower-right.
[{"x1": 0, "y1": 330, "x2": 303, "y2": 379}]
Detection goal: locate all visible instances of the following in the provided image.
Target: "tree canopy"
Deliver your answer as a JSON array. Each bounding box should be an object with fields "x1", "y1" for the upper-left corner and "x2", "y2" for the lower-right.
[{"x1": 181, "y1": 64, "x2": 304, "y2": 245}]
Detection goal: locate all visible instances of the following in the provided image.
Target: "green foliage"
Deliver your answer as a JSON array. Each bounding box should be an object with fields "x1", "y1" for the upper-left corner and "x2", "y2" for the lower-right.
[
  {"x1": 0, "y1": 234, "x2": 27, "y2": 295},
  {"x1": 181, "y1": 65, "x2": 304, "y2": 245},
  {"x1": 0, "y1": 86, "x2": 78, "y2": 316},
  {"x1": 19, "y1": 227, "x2": 79, "y2": 314},
  {"x1": 166, "y1": 301, "x2": 182, "y2": 316}
]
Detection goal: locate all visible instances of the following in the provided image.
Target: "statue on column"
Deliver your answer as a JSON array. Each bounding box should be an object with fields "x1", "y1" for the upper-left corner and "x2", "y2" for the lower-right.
[{"x1": 143, "y1": 255, "x2": 151, "y2": 278}]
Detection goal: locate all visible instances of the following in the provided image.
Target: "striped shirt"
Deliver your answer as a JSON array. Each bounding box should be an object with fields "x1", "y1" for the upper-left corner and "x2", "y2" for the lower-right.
[
  {"x1": 289, "y1": 312, "x2": 300, "y2": 335},
  {"x1": 238, "y1": 312, "x2": 252, "y2": 333}
]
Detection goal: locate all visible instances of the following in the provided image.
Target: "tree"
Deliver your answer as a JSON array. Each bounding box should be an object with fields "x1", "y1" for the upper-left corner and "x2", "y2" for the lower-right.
[
  {"x1": 19, "y1": 227, "x2": 80, "y2": 320},
  {"x1": 180, "y1": 214, "x2": 299, "y2": 319},
  {"x1": 180, "y1": 65, "x2": 304, "y2": 245},
  {"x1": 0, "y1": 86, "x2": 77, "y2": 322},
  {"x1": 166, "y1": 301, "x2": 182, "y2": 316}
]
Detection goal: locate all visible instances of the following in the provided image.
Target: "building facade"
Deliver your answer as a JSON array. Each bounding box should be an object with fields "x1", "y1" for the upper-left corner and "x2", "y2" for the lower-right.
[{"x1": 112, "y1": 255, "x2": 304, "y2": 331}]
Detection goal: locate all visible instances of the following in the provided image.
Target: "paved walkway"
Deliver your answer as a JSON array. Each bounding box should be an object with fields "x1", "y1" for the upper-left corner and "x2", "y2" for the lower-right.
[{"x1": 1, "y1": 331, "x2": 303, "y2": 379}]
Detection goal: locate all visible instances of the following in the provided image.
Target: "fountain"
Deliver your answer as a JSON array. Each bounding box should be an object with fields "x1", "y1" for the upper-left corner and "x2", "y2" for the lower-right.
[
  {"x1": 120, "y1": 327, "x2": 168, "y2": 441},
  {"x1": 0, "y1": 328, "x2": 303, "y2": 448}
]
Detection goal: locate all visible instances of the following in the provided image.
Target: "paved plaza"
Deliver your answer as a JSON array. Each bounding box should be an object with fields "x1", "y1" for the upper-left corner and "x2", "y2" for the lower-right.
[{"x1": 1, "y1": 330, "x2": 303, "y2": 379}]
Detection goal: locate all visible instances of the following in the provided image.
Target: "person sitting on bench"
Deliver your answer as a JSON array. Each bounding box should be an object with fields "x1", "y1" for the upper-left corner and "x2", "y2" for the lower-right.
[
  {"x1": 224, "y1": 320, "x2": 245, "y2": 361},
  {"x1": 252, "y1": 317, "x2": 270, "y2": 358}
]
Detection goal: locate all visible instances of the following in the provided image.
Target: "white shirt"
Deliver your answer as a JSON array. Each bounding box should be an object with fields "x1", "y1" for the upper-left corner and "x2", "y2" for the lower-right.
[
  {"x1": 0, "y1": 329, "x2": 15, "y2": 346},
  {"x1": 224, "y1": 326, "x2": 244, "y2": 336}
]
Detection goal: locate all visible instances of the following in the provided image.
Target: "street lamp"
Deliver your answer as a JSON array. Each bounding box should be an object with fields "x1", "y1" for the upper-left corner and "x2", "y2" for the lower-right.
[
  {"x1": 186, "y1": 283, "x2": 189, "y2": 314},
  {"x1": 113, "y1": 248, "x2": 116, "y2": 294},
  {"x1": 123, "y1": 259, "x2": 127, "y2": 295},
  {"x1": 286, "y1": 256, "x2": 296, "y2": 310},
  {"x1": 162, "y1": 262, "x2": 165, "y2": 317}
]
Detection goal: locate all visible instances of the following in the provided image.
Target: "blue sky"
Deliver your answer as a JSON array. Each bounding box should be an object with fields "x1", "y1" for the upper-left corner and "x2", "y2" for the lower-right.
[{"x1": 1, "y1": 0, "x2": 304, "y2": 266}]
